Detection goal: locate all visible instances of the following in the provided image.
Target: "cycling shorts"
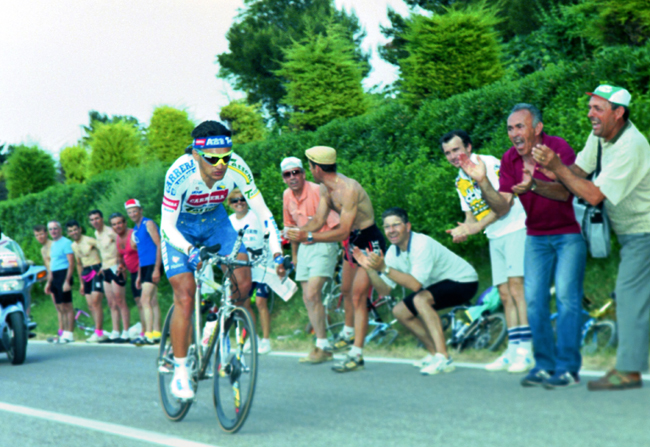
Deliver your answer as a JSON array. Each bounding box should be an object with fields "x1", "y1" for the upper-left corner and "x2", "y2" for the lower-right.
[
  {"x1": 403, "y1": 280, "x2": 478, "y2": 317},
  {"x1": 162, "y1": 208, "x2": 246, "y2": 278},
  {"x1": 103, "y1": 268, "x2": 127, "y2": 287},
  {"x1": 140, "y1": 264, "x2": 162, "y2": 284},
  {"x1": 51, "y1": 269, "x2": 73, "y2": 304},
  {"x1": 82, "y1": 264, "x2": 104, "y2": 295},
  {"x1": 250, "y1": 282, "x2": 270, "y2": 299},
  {"x1": 129, "y1": 270, "x2": 141, "y2": 299},
  {"x1": 343, "y1": 223, "x2": 387, "y2": 265}
]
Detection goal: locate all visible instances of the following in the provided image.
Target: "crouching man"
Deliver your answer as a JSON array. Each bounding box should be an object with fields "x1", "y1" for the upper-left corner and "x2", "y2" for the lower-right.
[{"x1": 353, "y1": 207, "x2": 478, "y2": 375}]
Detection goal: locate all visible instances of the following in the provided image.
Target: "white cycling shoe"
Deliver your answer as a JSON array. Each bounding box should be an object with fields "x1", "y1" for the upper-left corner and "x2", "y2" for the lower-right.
[
  {"x1": 485, "y1": 353, "x2": 512, "y2": 371},
  {"x1": 508, "y1": 348, "x2": 535, "y2": 374},
  {"x1": 170, "y1": 375, "x2": 195, "y2": 400}
]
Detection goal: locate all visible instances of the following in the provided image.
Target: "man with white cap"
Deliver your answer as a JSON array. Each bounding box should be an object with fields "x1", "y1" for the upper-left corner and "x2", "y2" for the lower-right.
[
  {"x1": 281, "y1": 156, "x2": 340, "y2": 364},
  {"x1": 287, "y1": 146, "x2": 386, "y2": 373},
  {"x1": 534, "y1": 85, "x2": 650, "y2": 391},
  {"x1": 125, "y1": 198, "x2": 162, "y2": 345}
]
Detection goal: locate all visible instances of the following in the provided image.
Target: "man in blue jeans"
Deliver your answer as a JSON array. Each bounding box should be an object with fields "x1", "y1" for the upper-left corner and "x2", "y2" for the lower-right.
[{"x1": 460, "y1": 103, "x2": 586, "y2": 389}]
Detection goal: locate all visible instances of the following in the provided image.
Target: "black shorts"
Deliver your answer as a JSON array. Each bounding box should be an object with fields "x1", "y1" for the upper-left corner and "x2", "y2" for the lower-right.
[
  {"x1": 51, "y1": 269, "x2": 73, "y2": 304},
  {"x1": 403, "y1": 280, "x2": 478, "y2": 317},
  {"x1": 103, "y1": 268, "x2": 127, "y2": 287},
  {"x1": 129, "y1": 270, "x2": 141, "y2": 299},
  {"x1": 343, "y1": 224, "x2": 387, "y2": 265},
  {"x1": 140, "y1": 264, "x2": 162, "y2": 284},
  {"x1": 82, "y1": 264, "x2": 104, "y2": 295}
]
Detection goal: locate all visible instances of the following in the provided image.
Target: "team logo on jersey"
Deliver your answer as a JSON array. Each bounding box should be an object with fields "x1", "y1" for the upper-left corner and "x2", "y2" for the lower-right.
[
  {"x1": 186, "y1": 190, "x2": 228, "y2": 207},
  {"x1": 165, "y1": 161, "x2": 196, "y2": 194},
  {"x1": 162, "y1": 195, "x2": 179, "y2": 211}
]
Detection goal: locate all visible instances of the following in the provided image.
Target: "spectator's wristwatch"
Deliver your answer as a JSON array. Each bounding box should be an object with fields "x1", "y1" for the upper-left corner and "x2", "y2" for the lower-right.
[
  {"x1": 384, "y1": 265, "x2": 391, "y2": 276},
  {"x1": 307, "y1": 232, "x2": 314, "y2": 243}
]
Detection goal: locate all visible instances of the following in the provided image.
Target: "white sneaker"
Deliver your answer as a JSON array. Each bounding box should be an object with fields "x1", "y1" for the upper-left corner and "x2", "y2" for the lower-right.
[
  {"x1": 170, "y1": 375, "x2": 195, "y2": 400},
  {"x1": 420, "y1": 353, "x2": 455, "y2": 375},
  {"x1": 508, "y1": 348, "x2": 535, "y2": 373},
  {"x1": 243, "y1": 336, "x2": 260, "y2": 354},
  {"x1": 258, "y1": 338, "x2": 272, "y2": 355},
  {"x1": 413, "y1": 353, "x2": 436, "y2": 368},
  {"x1": 485, "y1": 352, "x2": 512, "y2": 371}
]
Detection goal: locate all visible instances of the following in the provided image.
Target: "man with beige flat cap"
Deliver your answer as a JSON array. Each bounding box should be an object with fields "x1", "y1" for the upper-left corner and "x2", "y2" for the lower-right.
[
  {"x1": 287, "y1": 146, "x2": 386, "y2": 373},
  {"x1": 533, "y1": 85, "x2": 650, "y2": 391}
]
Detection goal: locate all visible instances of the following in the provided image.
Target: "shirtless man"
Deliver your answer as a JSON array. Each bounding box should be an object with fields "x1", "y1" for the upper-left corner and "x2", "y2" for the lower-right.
[
  {"x1": 89, "y1": 209, "x2": 130, "y2": 342},
  {"x1": 287, "y1": 146, "x2": 386, "y2": 373},
  {"x1": 66, "y1": 219, "x2": 108, "y2": 343}
]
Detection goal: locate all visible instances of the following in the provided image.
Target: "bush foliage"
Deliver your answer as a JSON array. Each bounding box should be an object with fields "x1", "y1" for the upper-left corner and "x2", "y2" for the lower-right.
[
  {"x1": 4, "y1": 144, "x2": 57, "y2": 199},
  {"x1": 147, "y1": 106, "x2": 194, "y2": 164},
  {"x1": 59, "y1": 145, "x2": 89, "y2": 184},
  {"x1": 399, "y1": 4, "x2": 505, "y2": 108},
  {"x1": 87, "y1": 121, "x2": 143, "y2": 178}
]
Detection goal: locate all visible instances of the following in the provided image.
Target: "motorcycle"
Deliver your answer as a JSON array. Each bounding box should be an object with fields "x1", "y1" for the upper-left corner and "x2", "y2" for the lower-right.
[{"x1": 0, "y1": 237, "x2": 46, "y2": 365}]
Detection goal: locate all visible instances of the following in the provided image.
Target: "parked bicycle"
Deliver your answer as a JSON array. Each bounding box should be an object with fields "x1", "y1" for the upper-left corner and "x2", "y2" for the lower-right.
[
  {"x1": 157, "y1": 229, "x2": 270, "y2": 434},
  {"x1": 551, "y1": 295, "x2": 617, "y2": 354},
  {"x1": 440, "y1": 305, "x2": 507, "y2": 353}
]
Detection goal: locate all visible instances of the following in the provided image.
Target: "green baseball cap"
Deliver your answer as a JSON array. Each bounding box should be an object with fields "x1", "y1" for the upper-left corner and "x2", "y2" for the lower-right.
[{"x1": 587, "y1": 84, "x2": 631, "y2": 106}]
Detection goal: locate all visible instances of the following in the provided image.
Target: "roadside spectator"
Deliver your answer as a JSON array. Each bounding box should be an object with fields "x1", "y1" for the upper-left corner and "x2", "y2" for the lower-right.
[
  {"x1": 228, "y1": 188, "x2": 274, "y2": 354},
  {"x1": 533, "y1": 85, "x2": 650, "y2": 391},
  {"x1": 89, "y1": 209, "x2": 130, "y2": 343},
  {"x1": 33, "y1": 225, "x2": 61, "y2": 340},
  {"x1": 66, "y1": 219, "x2": 107, "y2": 343},
  {"x1": 460, "y1": 103, "x2": 586, "y2": 389},
  {"x1": 110, "y1": 212, "x2": 143, "y2": 335},
  {"x1": 125, "y1": 199, "x2": 162, "y2": 344},
  {"x1": 281, "y1": 156, "x2": 340, "y2": 363},
  {"x1": 442, "y1": 130, "x2": 532, "y2": 373},
  {"x1": 353, "y1": 207, "x2": 478, "y2": 375},
  {"x1": 44, "y1": 221, "x2": 75, "y2": 343}
]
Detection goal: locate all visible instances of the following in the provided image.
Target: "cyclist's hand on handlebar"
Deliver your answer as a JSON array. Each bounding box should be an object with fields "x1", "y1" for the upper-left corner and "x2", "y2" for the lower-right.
[{"x1": 188, "y1": 247, "x2": 202, "y2": 271}]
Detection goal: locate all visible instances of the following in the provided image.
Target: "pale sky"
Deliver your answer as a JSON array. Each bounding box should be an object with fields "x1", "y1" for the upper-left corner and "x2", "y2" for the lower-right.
[{"x1": 0, "y1": 0, "x2": 410, "y2": 157}]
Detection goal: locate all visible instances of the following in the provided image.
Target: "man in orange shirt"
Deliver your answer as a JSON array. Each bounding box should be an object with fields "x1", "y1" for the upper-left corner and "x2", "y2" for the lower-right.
[{"x1": 282, "y1": 157, "x2": 340, "y2": 363}]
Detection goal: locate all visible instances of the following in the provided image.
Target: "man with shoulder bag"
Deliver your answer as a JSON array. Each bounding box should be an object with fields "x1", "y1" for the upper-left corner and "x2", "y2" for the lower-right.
[{"x1": 533, "y1": 85, "x2": 650, "y2": 391}]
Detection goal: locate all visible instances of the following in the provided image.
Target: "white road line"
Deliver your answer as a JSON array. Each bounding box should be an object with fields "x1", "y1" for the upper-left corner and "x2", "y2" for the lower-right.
[
  {"x1": 0, "y1": 402, "x2": 221, "y2": 447},
  {"x1": 32, "y1": 342, "x2": 650, "y2": 379}
]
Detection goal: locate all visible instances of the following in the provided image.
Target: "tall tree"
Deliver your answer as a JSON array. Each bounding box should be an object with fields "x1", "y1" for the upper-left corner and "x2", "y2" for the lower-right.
[
  {"x1": 217, "y1": 0, "x2": 369, "y2": 122},
  {"x1": 276, "y1": 23, "x2": 368, "y2": 131},
  {"x1": 4, "y1": 144, "x2": 57, "y2": 199},
  {"x1": 399, "y1": 4, "x2": 504, "y2": 108},
  {"x1": 219, "y1": 100, "x2": 266, "y2": 144},
  {"x1": 147, "y1": 106, "x2": 194, "y2": 164},
  {"x1": 87, "y1": 121, "x2": 143, "y2": 177},
  {"x1": 59, "y1": 145, "x2": 89, "y2": 184}
]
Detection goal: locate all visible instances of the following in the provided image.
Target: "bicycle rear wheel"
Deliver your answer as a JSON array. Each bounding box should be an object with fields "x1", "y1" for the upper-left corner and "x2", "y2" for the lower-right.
[
  {"x1": 158, "y1": 305, "x2": 193, "y2": 422},
  {"x1": 213, "y1": 307, "x2": 258, "y2": 434},
  {"x1": 582, "y1": 320, "x2": 617, "y2": 355},
  {"x1": 75, "y1": 309, "x2": 94, "y2": 335},
  {"x1": 471, "y1": 313, "x2": 507, "y2": 351},
  {"x1": 323, "y1": 280, "x2": 345, "y2": 326}
]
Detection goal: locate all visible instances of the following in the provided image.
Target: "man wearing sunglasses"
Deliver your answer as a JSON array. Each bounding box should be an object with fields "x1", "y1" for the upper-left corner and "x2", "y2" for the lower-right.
[
  {"x1": 287, "y1": 146, "x2": 385, "y2": 373},
  {"x1": 281, "y1": 156, "x2": 340, "y2": 364},
  {"x1": 160, "y1": 120, "x2": 284, "y2": 400}
]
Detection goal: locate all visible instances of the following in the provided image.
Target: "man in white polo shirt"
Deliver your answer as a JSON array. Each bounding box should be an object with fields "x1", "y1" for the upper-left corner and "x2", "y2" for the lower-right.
[
  {"x1": 353, "y1": 207, "x2": 478, "y2": 375},
  {"x1": 441, "y1": 129, "x2": 532, "y2": 373}
]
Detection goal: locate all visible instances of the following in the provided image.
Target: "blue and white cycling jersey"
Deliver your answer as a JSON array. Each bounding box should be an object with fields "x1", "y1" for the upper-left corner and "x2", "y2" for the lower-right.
[{"x1": 160, "y1": 153, "x2": 282, "y2": 257}]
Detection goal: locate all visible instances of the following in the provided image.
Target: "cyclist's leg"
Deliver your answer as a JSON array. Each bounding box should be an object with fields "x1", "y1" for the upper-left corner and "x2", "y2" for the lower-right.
[
  {"x1": 111, "y1": 278, "x2": 130, "y2": 336},
  {"x1": 140, "y1": 282, "x2": 155, "y2": 335},
  {"x1": 103, "y1": 279, "x2": 121, "y2": 335},
  {"x1": 151, "y1": 283, "x2": 161, "y2": 333},
  {"x1": 340, "y1": 260, "x2": 356, "y2": 331},
  {"x1": 254, "y1": 283, "x2": 271, "y2": 339},
  {"x1": 169, "y1": 272, "x2": 196, "y2": 358},
  {"x1": 350, "y1": 267, "x2": 371, "y2": 349}
]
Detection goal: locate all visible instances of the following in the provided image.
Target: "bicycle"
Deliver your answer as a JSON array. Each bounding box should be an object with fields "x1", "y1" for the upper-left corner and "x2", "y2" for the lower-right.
[
  {"x1": 74, "y1": 308, "x2": 94, "y2": 336},
  {"x1": 157, "y1": 229, "x2": 270, "y2": 433},
  {"x1": 440, "y1": 305, "x2": 507, "y2": 353},
  {"x1": 326, "y1": 287, "x2": 405, "y2": 347},
  {"x1": 551, "y1": 296, "x2": 617, "y2": 354}
]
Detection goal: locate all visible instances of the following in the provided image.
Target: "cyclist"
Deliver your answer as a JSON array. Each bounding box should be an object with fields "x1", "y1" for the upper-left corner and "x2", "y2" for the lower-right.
[
  {"x1": 44, "y1": 221, "x2": 75, "y2": 343},
  {"x1": 160, "y1": 120, "x2": 284, "y2": 400}
]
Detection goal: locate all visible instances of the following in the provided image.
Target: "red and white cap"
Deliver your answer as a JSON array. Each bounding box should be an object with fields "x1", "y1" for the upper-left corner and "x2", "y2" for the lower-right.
[{"x1": 124, "y1": 198, "x2": 141, "y2": 209}]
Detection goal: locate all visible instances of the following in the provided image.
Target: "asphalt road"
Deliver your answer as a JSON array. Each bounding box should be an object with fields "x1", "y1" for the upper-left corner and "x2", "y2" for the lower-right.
[{"x1": 1, "y1": 342, "x2": 648, "y2": 447}]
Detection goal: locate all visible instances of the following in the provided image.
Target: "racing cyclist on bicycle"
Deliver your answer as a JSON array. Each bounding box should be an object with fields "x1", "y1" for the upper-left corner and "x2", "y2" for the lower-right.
[{"x1": 161, "y1": 121, "x2": 284, "y2": 400}]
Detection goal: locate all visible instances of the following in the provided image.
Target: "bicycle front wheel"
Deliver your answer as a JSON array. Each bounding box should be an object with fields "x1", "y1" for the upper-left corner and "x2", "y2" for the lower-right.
[
  {"x1": 157, "y1": 305, "x2": 193, "y2": 421},
  {"x1": 213, "y1": 307, "x2": 258, "y2": 434},
  {"x1": 471, "y1": 313, "x2": 507, "y2": 351},
  {"x1": 582, "y1": 320, "x2": 617, "y2": 355}
]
